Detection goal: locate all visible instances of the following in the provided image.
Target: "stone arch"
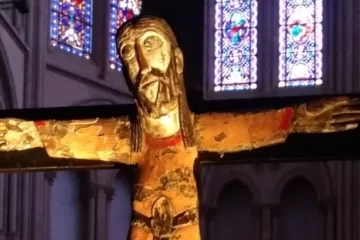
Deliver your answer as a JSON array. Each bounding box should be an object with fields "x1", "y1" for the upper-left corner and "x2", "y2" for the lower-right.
[
  {"x1": 204, "y1": 168, "x2": 258, "y2": 240},
  {"x1": 202, "y1": 167, "x2": 262, "y2": 206},
  {"x1": 276, "y1": 177, "x2": 321, "y2": 240},
  {"x1": 0, "y1": 32, "x2": 17, "y2": 109},
  {"x1": 271, "y1": 164, "x2": 331, "y2": 204}
]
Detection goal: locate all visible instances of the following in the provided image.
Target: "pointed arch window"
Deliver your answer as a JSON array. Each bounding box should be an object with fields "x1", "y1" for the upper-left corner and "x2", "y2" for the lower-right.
[
  {"x1": 211, "y1": 181, "x2": 256, "y2": 239},
  {"x1": 206, "y1": 0, "x2": 327, "y2": 99},
  {"x1": 278, "y1": 177, "x2": 320, "y2": 240},
  {"x1": 50, "y1": 0, "x2": 93, "y2": 59},
  {"x1": 109, "y1": 0, "x2": 142, "y2": 71},
  {"x1": 278, "y1": 0, "x2": 323, "y2": 88},
  {"x1": 214, "y1": 0, "x2": 258, "y2": 92}
]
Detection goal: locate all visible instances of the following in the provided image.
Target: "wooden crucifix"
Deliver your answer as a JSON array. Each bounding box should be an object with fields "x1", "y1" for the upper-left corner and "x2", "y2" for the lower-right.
[{"x1": 1, "y1": 16, "x2": 360, "y2": 239}]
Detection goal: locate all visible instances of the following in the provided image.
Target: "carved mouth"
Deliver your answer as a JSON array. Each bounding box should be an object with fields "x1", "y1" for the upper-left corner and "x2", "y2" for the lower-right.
[
  {"x1": 140, "y1": 77, "x2": 158, "y2": 88},
  {"x1": 140, "y1": 80, "x2": 160, "y2": 104}
]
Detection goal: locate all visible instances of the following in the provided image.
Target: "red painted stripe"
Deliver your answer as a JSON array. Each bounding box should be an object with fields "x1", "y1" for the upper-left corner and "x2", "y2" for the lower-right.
[
  {"x1": 145, "y1": 131, "x2": 183, "y2": 148},
  {"x1": 34, "y1": 121, "x2": 47, "y2": 128},
  {"x1": 279, "y1": 107, "x2": 294, "y2": 131}
]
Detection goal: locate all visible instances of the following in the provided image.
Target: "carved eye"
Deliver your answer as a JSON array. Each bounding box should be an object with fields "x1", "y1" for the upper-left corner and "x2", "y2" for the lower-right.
[
  {"x1": 143, "y1": 36, "x2": 162, "y2": 50},
  {"x1": 121, "y1": 44, "x2": 135, "y2": 60}
]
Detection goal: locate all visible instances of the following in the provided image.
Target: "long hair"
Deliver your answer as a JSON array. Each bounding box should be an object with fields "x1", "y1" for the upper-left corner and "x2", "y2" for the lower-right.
[{"x1": 116, "y1": 15, "x2": 196, "y2": 152}]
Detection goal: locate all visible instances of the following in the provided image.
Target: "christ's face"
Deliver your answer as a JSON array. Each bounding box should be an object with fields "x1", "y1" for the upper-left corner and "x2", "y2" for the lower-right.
[{"x1": 118, "y1": 28, "x2": 182, "y2": 119}]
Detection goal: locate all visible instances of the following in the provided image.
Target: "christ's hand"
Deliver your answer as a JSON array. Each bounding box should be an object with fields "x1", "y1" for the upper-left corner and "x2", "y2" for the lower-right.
[{"x1": 292, "y1": 97, "x2": 360, "y2": 133}]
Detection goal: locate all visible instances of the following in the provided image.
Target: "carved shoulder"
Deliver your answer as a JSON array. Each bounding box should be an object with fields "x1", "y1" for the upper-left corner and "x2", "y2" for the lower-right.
[
  {"x1": 0, "y1": 117, "x2": 136, "y2": 165},
  {"x1": 36, "y1": 117, "x2": 134, "y2": 164}
]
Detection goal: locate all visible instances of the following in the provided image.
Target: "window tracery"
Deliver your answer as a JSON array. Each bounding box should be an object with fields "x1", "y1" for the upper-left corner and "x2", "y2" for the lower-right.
[
  {"x1": 214, "y1": 0, "x2": 258, "y2": 92},
  {"x1": 50, "y1": 0, "x2": 93, "y2": 59},
  {"x1": 278, "y1": 0, "x2": 323, "y2": 88},
  {"x1": 109, "y1": 0, "x2": 142, "y2": 71},
  {"x1": 212, "y1": 0, "x2": 324, "y2": 92}
]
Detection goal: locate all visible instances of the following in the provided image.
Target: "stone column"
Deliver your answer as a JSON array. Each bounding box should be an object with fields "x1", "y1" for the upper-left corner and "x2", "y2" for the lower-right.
[{"x1": 88, "y1": 182, "x2": 114, "y2": 240}]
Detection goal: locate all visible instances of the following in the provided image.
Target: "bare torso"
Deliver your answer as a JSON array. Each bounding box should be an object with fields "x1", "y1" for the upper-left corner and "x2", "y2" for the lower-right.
[{"x1": 130, "y1": 136, "x2": 200, "y2": 240}]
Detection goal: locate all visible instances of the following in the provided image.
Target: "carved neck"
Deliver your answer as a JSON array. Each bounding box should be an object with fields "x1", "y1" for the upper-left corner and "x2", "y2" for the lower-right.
[{"x1": 141, "y1": 107, "x2": 180, "y2": 139}]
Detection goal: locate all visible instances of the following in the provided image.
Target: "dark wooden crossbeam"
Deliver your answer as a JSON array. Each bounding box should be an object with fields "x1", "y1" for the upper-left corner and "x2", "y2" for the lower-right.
[
  {"x1": 0, "y1": 148, "x2": 116, "y2": 173},
  {"x1": 200, "y1": 128, "x2": 360, "y2": 164}
]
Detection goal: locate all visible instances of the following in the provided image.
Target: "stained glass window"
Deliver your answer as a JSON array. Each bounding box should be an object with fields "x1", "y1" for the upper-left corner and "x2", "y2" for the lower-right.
[
  {"x1": 109, "y1": 0, "x2": 142, "y2": 71},
  {"x1": 50, "y1": 0, "x2": 93, "y2": 59},
  {"x1": 279, "y1": 0, "x2": 323, "y2": 88},
  {"x1": 214, "y1": 0, "x2": 258, "y2": 92}
]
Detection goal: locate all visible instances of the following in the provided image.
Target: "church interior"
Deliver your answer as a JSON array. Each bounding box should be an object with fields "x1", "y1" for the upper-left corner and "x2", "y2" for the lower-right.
[{"x1": 0, "y1": 0, "x2": 359, "y2": 239}]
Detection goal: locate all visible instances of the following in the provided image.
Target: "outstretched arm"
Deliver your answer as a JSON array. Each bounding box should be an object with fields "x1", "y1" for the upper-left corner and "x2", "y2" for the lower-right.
[
  {"x1": 0, "y1": 117, "x2": 136, "y2": 170},
  {"x1": 195, "y1": 97, "x2": 360, "y2": 153},
  {"x1": 195, "y1": 108, "x2": 294, "y2": 153}
]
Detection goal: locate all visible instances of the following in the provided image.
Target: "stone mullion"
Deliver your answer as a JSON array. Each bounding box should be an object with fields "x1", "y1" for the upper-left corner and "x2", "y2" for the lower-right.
[
  {"x1": 3, "y1": 174, "x2": 9, "y2": 239},
  {"x1": 104, "y1": 185, "x2": 115, "y2": 240},
  {"x1": 356, "y1": 161, "x2": 360, "y2": 240},
  {"x1": 96, "y1": 186, "x2": 108, "y2": 240},
  {"x1": 88, "y1": 182, "x2": 114, "y2": 240},
  {"x1": 0, "y1": 174, "x2": 7, "y2": 240},
  {"x1": 335, "y1": 161, "x2": 355, "y2": 240},
  {"x1": 261, "y1": 205, "x2": 272, "y2": 240},
  {"x1": 270, "y1": 204, "x2": 280, "y2": 240},
  {"x1": 253, "y1": 204, "x2": 279, "y2": 240},
  {"x1": 319, "y1": 198, "x2": 336, "y2": 240},
  {"x1": 251, "y1": 205, "x2": 263, "y2": 240},
  {"x1": 30, "y1": 173, "x2": 47, "y2": 240},
  {"x1": 0, "y1": 174, "x2": 5, "y2": 236},
  {"x1": 8, "y1": 174, "x2": 17, "y2": 236},
  {"x1": 88, "y1": 185, "x2": 98, "y2": 240},
  {"x1": 318, "y1": 198, "x2": 333, "y2": 240},
  {"x1": 19, "y1": 173, "x2": 31, "y2": 240},
  {"x1": 43, "y1": 172, "x2": 57, "y2": 240}
]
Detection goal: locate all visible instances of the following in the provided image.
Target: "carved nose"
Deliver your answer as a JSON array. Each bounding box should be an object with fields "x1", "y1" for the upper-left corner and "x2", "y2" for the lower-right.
[{"x1": 136, "y1": 44, "x2": 151, "y2": 75}]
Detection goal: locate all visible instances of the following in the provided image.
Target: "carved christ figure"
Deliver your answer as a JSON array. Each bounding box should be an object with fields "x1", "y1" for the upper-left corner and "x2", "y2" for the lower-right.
[{"x1": 1, "y1": 16, "x2": 360, "y2": 239}]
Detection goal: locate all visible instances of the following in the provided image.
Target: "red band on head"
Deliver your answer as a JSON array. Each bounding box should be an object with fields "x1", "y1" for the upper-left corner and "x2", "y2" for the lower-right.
[
  {"x1": 145, "y1": 131, "x2": 183, "y2": 148},
  {"x1": 279, "y1": 107, "x2": 294, "y2": 131}
]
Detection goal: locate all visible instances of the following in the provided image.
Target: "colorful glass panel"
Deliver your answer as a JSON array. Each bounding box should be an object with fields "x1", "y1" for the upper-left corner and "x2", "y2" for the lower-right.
[
  {"x1": 50, "y1": 0, "x2": 93, "y2": 59},
  {"x1": 214, "y1": 0, "x2": 258, "y2": 92},
  {"x1": 109, "y1": 0, "x2": 142, "y2": 71},
  {"x1": 279, "y1": 0, "x2": 323, "y2": 88}
]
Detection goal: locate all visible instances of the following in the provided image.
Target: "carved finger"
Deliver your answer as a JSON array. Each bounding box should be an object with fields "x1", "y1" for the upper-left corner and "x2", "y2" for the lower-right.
[
  {"x1": 342, "y1": 98, "x2": 360, "y2": 109},
  {"x1": 330, "y1": 114, "x2": 360, "y2": 124},
  {"x1": 349, "y1": 98, "x2": 360, "y2": 105},
  {"x1": 326, "y1": 123, "x2": 359, "y2": 132},
  {"x1": 332, "y1": 105, "x2": 360, "y2": 115}
]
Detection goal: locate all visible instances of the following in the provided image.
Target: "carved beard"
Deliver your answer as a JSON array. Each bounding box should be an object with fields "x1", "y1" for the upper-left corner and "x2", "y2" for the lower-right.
[{"x1": 137, "y1": 58, "x2": 179, "y2": 119}]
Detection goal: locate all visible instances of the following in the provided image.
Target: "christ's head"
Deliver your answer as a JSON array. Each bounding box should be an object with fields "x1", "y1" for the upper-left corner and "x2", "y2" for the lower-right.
[
  {"x1": 116, "y1": 16, "x2": 184, "y2": 120},
  {"x1": 116, "y1": 16, "x2": 195, "y2": 149}
]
